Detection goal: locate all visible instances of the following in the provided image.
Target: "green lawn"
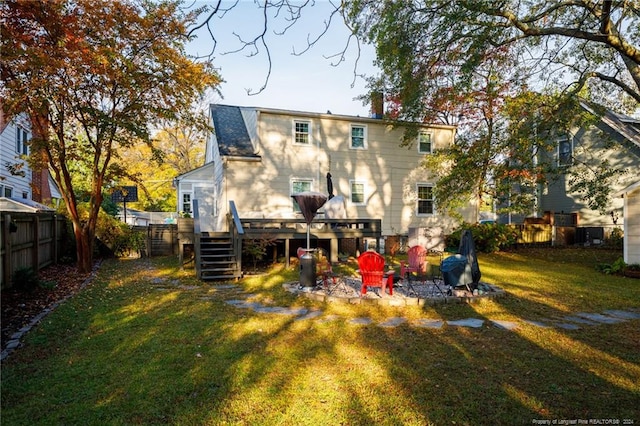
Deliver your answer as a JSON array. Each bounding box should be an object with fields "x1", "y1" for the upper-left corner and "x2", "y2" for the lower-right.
[{"x1": 2, "y1": 248, "x2": 639, "y2": 425}]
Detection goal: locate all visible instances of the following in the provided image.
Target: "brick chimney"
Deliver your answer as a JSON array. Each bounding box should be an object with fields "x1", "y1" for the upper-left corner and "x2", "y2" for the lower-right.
[{"x1": 370, "y1": 91, "x2": 383, "y2": 119}]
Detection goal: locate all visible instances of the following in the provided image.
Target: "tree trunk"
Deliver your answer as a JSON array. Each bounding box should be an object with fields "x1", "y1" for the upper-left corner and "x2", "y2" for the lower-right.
[{"x1": 72, "y1": 222, "x2": 94, "y2": 274}]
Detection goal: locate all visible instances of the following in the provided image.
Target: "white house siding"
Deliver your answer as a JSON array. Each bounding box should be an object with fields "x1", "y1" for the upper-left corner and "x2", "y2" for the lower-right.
[
  {"x1": 623, "y1": 186, "x2": 640, "y2": 264},
  {"x1": 540, "y1": 124, "x2": 639, "y2": 226},
  {"x1": 216, "y1": 108, "x2": 468, "y2": 236},
  {"x1": 0, "y1": 113, "x2": 32, "y2": 199}
]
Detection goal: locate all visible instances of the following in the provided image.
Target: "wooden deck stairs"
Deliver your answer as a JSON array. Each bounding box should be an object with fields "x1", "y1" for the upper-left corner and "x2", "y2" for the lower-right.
[{"x1": 197, "y1": 232, "x2": 242, "y2": 281}]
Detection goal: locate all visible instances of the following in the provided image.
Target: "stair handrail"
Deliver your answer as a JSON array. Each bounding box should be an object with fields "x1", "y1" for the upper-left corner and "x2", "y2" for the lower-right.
[
  {"x1": 228, "y1": 200, "x2": 244, "y2": 235},
  {"x1": 193, "y1": 199, "x2": 201, "y2": 278},
  {"x1": 228, "y1": 201, "x2": 243, "y2": 275}
]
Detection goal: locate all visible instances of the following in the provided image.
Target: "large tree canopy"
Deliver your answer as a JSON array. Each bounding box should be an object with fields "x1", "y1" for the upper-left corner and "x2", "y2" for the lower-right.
[
  {"x1": 1, "y1": 0, "x2": 219, "y2": 272},
  {"x1": 346, "y1": 0, "x2": 640, "y2": 119}
]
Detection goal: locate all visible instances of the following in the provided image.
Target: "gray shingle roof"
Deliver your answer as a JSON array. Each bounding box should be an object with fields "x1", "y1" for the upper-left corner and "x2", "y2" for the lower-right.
[{"x1": 211, "y1": 105, "x2": 260, "y2": 158}]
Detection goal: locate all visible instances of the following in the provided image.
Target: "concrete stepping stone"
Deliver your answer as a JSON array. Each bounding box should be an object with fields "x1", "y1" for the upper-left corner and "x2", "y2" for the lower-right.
[
  {"x1": 447, "y1": 318, "x2": 484, "y2": 328},
  {"x1": 602, "y1": 310, "x2": 640, "y2": 320},
  {"x1": 316, "y1": 314, "x2": 341, "y2": 324},
  {"x1": 254, "y1": 306, "x2": 309, "y2": 316},
  {"x1": 574, "y1": 312, "x2": 626, "y2": 324},
  {"x1": 413, "y1": 319, "x2": 444, "y2": 329},
  {"x1": 554, "y1": 322, "x2": 581, "y2": 330},
  {"x1": 295, "y1": 310, "x2": 324, "y2": 321},
  {"x1": 523, "y1": 319, "x2": 551, "y2": 328},
  {"x1": 490, "y1": 320, "x2": 519, "y2": 330},
  {"x1": 562, "y1": 315, "x2": 599, "y2": 325},
  {"x1": 225, "y1": 300, "x2": 262, "y2": 309},
  {"x1": 349, "y1": 317, "x2": 373, "y2": 325},
  {"x1": 379, "y1": 317, "x2": 407, "y2": 328}
]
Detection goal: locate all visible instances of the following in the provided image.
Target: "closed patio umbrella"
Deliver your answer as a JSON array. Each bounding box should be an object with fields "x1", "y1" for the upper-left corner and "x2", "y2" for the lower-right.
[{"x1": 326, "y1": 173, "x2": 334, "y2": 200}]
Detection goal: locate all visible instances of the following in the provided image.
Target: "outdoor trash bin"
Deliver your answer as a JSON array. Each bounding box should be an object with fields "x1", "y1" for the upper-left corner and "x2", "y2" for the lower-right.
[
  {"x1": 441, "y1": 254, "x2": 473, "y2": 288},
  {"x1": 299, "y1": 249, "x2": 317, "y2": 288}
]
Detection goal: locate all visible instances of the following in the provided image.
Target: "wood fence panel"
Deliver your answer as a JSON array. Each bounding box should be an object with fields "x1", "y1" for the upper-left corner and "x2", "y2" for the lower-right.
[
  {"x1": 147, "y1": 224, "x2": 177, "y2": 256},
  {"x1": 513, "y1": 224, "x2": 553, "y2": 245},
  {"x1": 1, "y1": 212, "x2": 68, "y2": 289}
]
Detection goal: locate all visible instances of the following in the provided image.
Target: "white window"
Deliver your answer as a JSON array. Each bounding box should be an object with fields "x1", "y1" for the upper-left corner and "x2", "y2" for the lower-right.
[
  {"x1": 417, "y1": 184, "x2": 435, "y2": 215},
  {"x1": 350, "y1": 180, "x2": 366, "y2": 205},
  {"x1": 1, "y1": 185, "x2": 13, "y2": 197},
  {"x1": 350, "y1": 124, "x2": 367, "y2": 149},
  {"x1": 418, "y1": 131, "x2": 432, "y2": 154},
  {"x1": 291, "y1": 179, "x2": 313, "y2": 211},
  {"x1": 293, "y1": 120, "x2": 311, "y2": 145},
  {"x1": 15, "y1": 125, "x2": 29, "y2": 156},
  {"x1": 181, "y1": 193, "x2": 192, "y2": 214},
  {"x1": 557, "y1": 137, "x2": 572, "y2": 167}
]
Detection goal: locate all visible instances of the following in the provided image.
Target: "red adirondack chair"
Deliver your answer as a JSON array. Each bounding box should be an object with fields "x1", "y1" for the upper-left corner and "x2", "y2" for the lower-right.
[
  {"x1": 400, "y1": 245, "x2": 428, "y2": 280},
  {"x1": 357, "y1": 250, "x2": 394, "y2": 296}
]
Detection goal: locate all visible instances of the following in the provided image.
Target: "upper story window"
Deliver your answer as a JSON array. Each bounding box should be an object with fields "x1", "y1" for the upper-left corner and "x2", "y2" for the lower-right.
[
  {"x1": 350, "y1": 180, "x2": 366, "y2": 205},
  {"x1": 293, "y1": 120, "x2": 311, "y2": 145},
  {"x1": 350, "y1": 124, "x2": 367, "y2": 149},
  {"x1": 417, "y1": 183, "x2": 435, "y2": 216},
  {"x1": 418, "y1": 131, "x2": 433, "y2": 154},
  {"x1": 1, "y1": 185, "x2": 13, "y2": 197},
  {"x1": 16, "y1": 125, "x2": 29, "y2": 156},
  {"x1": 291, "y1": 179, "x2": 313, "y2": 211},
  {"x1": 557, "y1": 137, "x2": 572, "y2": 167}
]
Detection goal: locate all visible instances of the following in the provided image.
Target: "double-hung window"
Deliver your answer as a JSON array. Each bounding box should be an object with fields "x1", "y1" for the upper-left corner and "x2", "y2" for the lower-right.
[
  {"x1": 557, "y1": 137, "x2": 572, "y2": 167},
  {"x1": 291, "y1": 179, "x2": 313, "y2": 211},
  {"x1": 350, "y1": 124, "x2": 367, "y2": 149},
  {"x1": 182, "y1": 193, "x2": 192, "y2": 215},
  {"x1": 418, "y1": 131, "x2": 432, "y2": 154},
  {"x1": 350, "y1": 180, "x2": 366, "y2": 205},
  {"x1": 417, "y1": 184, "x2": 435, "y2": 215},
  {"x1": 293, "y1": 120, "x2": 311, "y2": 145},
  {"x1": 15, "y1": 125, "x2": 29, "y2": 156}
]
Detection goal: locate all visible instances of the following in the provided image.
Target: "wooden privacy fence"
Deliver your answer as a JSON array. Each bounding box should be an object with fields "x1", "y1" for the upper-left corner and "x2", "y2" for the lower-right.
[
  {"x1": 135, "y1": 224, "x2": 179, "y2": 257},
  {"x1": 512, "y1": 224, "x2": 553, "y2": 245},
  {"x1": 1, "y1": 212, "x2": 68, "y2": 289}
]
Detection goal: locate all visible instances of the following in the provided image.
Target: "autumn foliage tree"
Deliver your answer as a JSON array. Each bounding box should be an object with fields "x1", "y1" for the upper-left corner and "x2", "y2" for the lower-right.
[{"x1": 1, "y1": 0, "x2": 219, "y2": 272}]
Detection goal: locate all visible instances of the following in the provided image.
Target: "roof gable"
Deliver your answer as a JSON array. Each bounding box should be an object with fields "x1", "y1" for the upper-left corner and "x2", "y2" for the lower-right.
[{"x1": 211, "y1": 105, "x2": 260, "y2": 158}]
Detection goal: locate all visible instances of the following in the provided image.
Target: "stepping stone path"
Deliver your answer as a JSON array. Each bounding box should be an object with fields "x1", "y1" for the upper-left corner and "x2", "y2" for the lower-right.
[
  {"x1": 221, "y1": 292, "x2": 640, "y2": 333},
  {"x1": 3, "y1": 271, "x2": 639, "y2": 363}
]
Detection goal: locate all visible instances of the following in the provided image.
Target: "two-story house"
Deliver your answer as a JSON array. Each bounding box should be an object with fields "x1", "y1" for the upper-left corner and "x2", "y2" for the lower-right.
[
  {"x1": 0, "y1": 108, "x2": 60, "y2": 211},
  {"x1": 1, "y1": 110, "x2": 33, "y2": 201},
  {"x1": 174, "y1": 103, "x2": 472, "y2": 278},
  {"x1": 535, "y1": 102, "x2": 640, "y2": 241}
]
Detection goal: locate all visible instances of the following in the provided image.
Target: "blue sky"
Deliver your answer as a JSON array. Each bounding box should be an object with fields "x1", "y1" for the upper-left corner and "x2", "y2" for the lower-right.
[{"x1": 187, "y1": 1, "x2": 379, "y2": 117}]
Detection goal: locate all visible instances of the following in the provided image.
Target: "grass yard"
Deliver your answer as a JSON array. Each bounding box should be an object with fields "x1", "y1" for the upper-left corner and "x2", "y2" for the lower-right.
[{"x1": 1, "y1": 248, "x2": 639, "y2": 425}]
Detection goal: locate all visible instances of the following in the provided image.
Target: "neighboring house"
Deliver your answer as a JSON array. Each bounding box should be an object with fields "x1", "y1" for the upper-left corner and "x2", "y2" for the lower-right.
[
  {"x1": 175, "y1": 103, "x2": 470, "y2": 251},
  {"x1": 0, "y1": 108, "x2": 61, "y2": 209},
  {"x1": 616, "y1": 181, "x2": 640, "y2": 264},
  {"x1": 537, "y1": 102, "x2": 640, "y2": 230},
  {"x1": 0, "y1": 110, "x2": 33, "y2": 200}
]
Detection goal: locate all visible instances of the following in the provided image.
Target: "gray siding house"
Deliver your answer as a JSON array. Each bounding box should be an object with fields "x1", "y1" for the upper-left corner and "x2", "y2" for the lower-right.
[{"x1": 538, "y1": 103, "x2": 640, "y2": 230}]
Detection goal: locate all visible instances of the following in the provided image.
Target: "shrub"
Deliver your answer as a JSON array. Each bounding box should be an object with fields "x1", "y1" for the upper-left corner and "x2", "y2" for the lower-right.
[
  {"x1": 12, "y1": 267, "x2": 40, "y2": 292},
  {"x1": 446, "y1": 223, "x2": 518, "y2": 253},
  {"x1": 607, "y1": 227, "x2": 623, "y2": 249},
  {"x1": 595, "y1": 257, "x2": 626, "y2": 275},
  {"x1": 243, "y1": 236, "x2": 277, "y2": 271}
]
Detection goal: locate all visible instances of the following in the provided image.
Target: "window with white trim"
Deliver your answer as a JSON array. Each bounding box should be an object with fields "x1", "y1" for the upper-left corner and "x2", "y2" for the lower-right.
[
  {"x1": 350, "y1": 180, "x2": 366, "y2": 205},
  {"x1": 15, "y1": 125, "x2": 29, "y2": 156},
  {"x1": 181, "y1": 193, "x2": 192, "y2": 214},
  {"x1": 417, "y1": 184, "x2": 435, "y2": 215},
  {"x1": 293, "y1": 120, "x2": 311, "y2": 145},
  {"x1": 418, "y1": 131, "x2": 432, "y2": 154},
  {"x1": 557, "y1": 137, "x2": 572, "y2": 167},
  {"x1": 350, "y1": 124, "x2": 367, "y2": 149},
  {"x1": 291, "y1": 179, "x2": 312, "y2": 211},
  {"x1": 1, "y1": 185, "x2": 13, "y2": 197}
]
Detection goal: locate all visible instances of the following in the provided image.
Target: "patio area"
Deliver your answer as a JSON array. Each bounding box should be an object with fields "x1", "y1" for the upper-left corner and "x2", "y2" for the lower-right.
[{"x1": 283, "y1": 276, "x2": 506, "y2": 306}]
